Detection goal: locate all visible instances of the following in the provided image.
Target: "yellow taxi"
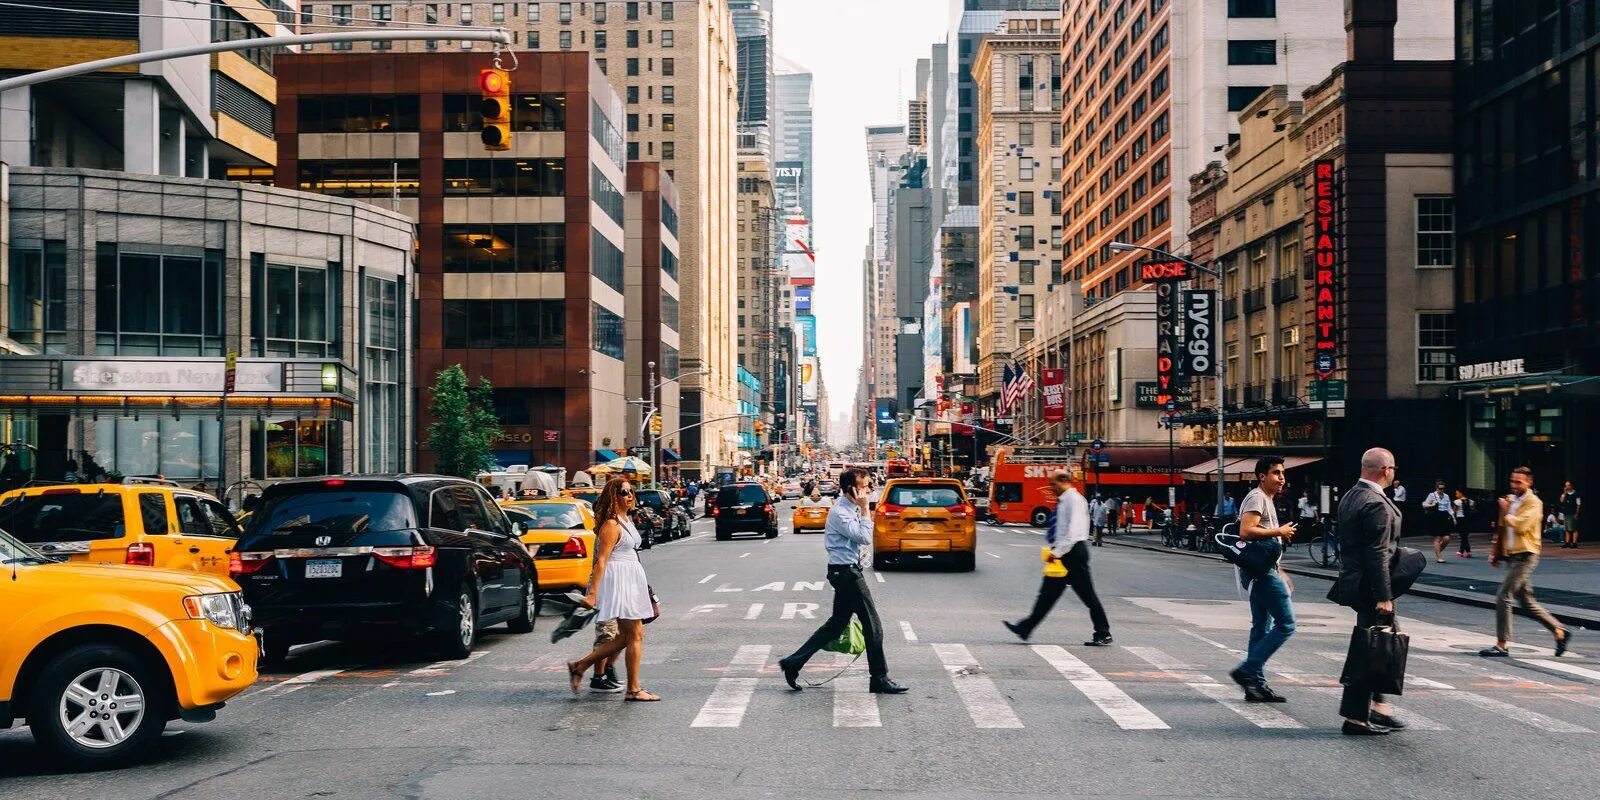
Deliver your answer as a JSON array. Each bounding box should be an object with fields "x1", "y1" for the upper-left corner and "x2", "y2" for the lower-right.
[
  {"x1": 792, "y1": 495, "x2": 831, "y2": 532},
  {"x1": 0, "y1": 483, "x2": 243, "y2": 577},
  {"x1": 871, "y1": 478, "x2": 977, "y2": 572},
  {"x1": 502, "y1": 498, "x2": 597, "y2": 593},
  {"x1": 562, "y1": 486, "x2": 601, "y2": 506},
  {"x1": 0, "y1": 527, "x2": 258, "y2": 767}
]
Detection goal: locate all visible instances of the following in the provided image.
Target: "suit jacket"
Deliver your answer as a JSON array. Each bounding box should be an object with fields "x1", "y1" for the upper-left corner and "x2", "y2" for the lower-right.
[{"x1": 1328, "y1": 481, "x2": 1400, "y2": 607}]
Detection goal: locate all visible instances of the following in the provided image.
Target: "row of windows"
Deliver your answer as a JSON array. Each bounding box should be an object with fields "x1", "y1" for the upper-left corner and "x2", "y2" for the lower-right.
[
  {"x1": 441, "y1": 299, "x2": 565, "y2": 349},
  {"x1": 321, "y1": 2, "x2": 676, "y2": 27},
  {"x1": 442, "y1": 224, "x2": 565, "y2": 273},
  {"x1": 593, "y1": 302, "x2": 625, "y2": 360},
  {"x1": 444, "y1": 158, "x2": 566, "y2": 196},
  {"x1": 592, "y1": 229, "x2": 625, "y2": 294},
  {"x1": 95, "y1": 248, "x2": 229, "y2": 357},
  {"x1": 444, "y1": 93, "x2": 567, "y2": 133}
]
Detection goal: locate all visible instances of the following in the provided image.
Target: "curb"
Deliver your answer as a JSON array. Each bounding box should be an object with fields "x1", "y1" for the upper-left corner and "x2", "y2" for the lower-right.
[{"x1": 1102, "y1": 536, "x2": 1600, "y2": 630}]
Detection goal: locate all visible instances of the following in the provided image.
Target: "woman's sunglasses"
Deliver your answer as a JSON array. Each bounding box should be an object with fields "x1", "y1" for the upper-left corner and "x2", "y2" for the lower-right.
[{"x1": 620, "y1": 488, "x2": 634, "y2": 496}]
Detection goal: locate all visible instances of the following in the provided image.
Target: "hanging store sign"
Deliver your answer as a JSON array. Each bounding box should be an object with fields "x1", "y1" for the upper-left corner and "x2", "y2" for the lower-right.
[
  {"x1": 61, "y1": 359, "x2": 285, "y2": 393},
  {"x1": 1312, "y1": 159, "x2": 1339, "y2": 376},
  {"x1": 1154, "y1": 282, "x2": 1180, "y2": 404},
  {"x1": 1180, "y1": 290, "x2": 1215, "y2": 377},
  {"x1": 1456, "y1": 359, "x2": 1525, "y2": 381},
  {"x1": 1140, "y1": 259, "x2": 1193, "y2": 282},
  {"x1": 1040, "y1": 369, "x2": 1065, "y2": 424},
  {"x1": 1135, "y1": 381, "x2": 1193, "y2": 409}
]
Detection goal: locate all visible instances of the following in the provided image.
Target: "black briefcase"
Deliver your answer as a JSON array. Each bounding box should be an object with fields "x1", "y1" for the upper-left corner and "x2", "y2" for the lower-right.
[
  {"x1": 1342, "y1": 617, "x2": 1409, "y2": 695},
  {"x1": 1390, "y1": 547, "x2": 1428, "y2": 598}
]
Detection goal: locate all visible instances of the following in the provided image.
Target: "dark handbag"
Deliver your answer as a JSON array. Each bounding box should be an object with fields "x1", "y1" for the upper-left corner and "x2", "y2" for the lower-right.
[
  {"x1": 1214, "y1": 523, "x2": 1280, "y2": 577},
  {"x1": 1389, "y1": 547, "x2": 1427, "y2": 598},
  {"x1": 642, "y1": 585, "x2": 661, "y2": 624},
  {"x1": 1342, "y1": 614, "x2": 1409, "y2": 695}
]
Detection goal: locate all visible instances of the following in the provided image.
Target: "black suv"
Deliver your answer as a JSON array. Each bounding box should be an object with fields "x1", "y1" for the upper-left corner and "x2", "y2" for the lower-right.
[
  {"x1": 232, "y1": 476, "x2": 538, "y2": 666},
  {"x1": 714, "y1": 482, "x2": 779, "y2": 540},
  {"x1": 637, "y1": 489, "x2": 690, "y2": 541}
]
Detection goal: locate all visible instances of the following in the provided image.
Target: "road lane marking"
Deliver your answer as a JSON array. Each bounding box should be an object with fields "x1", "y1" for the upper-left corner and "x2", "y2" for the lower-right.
[
  {"x1": 832, "y1": 652, "x2": 881, "y2": 728},
  {"x1": 691, "y1": 645, "x2": 770, "y2": 728},
  {"x1": 409, "y1": 650, "x2": 488, "y2": 676},
  {"x1": 1031, "y1": 645, "x2": 1168, "y2": 730},
  {"x1": 984, "y1": 551, "x2": 1002, "y2": 559},
  {"x1": 900, "y1": 621, "x2": 918, "y2": 642},
  {"x1": 1296, "y1": 687, "x2": 1450, "y2": 730},
  {"x1": 1414, "y1": 654, "x2": 1600, "y2": 712},
  {"x1": 931, "y1": 643, "x2": 1024, "y2": 729},
  {"x1": 699, "y1": 574, "x2": 716, "y2": 584},
  {"x1": 740, "y1": 552, "x2": 751, "y2": 558},
  {"x1": 1435, "y1": 688, "x2": 1593, "y2": 732},
  {"x1": 744, "y1": 603, "x2": 765, "y2": 620},
  {"x1": 1125, "y1": 647, "x2": 1302, "y2": 729},
  {"x1": 1312, "y1": 652, "x2": 1453, "y2": 689},
  {"x1": 1520, "y1": 658, "x2": 1600, "y2": 683},
  {"x1": 247, "y1": 668, "x2": 346, "y2": 699},
  {"x1": 781, "y1": 602, "x2": 819, "y2": 619},
  {"x1": 874, "y1": 571, "x2": 885, "y2": 583}
]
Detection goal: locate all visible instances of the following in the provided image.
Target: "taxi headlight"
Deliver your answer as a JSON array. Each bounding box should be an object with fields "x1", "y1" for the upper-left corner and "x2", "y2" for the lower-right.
[{"x1": 183, "y1": 592, "x2": 250, "y2": 632}]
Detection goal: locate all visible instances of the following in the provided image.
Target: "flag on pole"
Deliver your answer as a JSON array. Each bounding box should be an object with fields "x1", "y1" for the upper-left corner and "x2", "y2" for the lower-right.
[
  {"x1": 999, "y1": 362, "x2": 1016, "y2": 416},
  {"x1": 1002, "y1": 360, "x2": 1035, "y2": 417}
]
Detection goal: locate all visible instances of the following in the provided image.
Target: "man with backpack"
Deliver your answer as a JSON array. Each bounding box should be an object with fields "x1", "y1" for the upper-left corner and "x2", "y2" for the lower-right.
[{"x1": 1228, "y1": 455, "x2": 1298, "y2": 703}]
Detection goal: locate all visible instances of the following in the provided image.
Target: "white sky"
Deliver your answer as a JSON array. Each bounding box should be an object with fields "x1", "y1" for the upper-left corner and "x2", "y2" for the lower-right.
[{"x1": 772, "y1": 0, "x2": 951, "y2": 429}]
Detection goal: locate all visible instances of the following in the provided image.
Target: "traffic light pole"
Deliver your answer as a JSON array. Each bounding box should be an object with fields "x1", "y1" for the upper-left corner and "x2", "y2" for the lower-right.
[{"x1": 0, "y1": 29, "x2": 514, "y2": 93}]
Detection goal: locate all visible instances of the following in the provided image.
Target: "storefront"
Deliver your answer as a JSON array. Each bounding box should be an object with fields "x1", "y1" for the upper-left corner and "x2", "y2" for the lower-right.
[{"x1": 1453, "y1": 361, "x2": 1600, "y2": 496}]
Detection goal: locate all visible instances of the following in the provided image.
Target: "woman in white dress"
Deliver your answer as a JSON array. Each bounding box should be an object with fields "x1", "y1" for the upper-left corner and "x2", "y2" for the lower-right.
[{"x1": 567, "y1": 477, "x2": 660, "y2": 701}]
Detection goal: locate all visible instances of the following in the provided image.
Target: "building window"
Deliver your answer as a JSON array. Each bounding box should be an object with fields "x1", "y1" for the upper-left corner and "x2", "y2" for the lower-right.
[
  {"x1": 332, "y1": 4, "x2": 351, "y2": 23},
  {"x1": 1228, "y1": 0, "x2": 1276, "y2": 17},
  {"x1": 441, "y1": 224, "x2": 566, "y2": 273},
  {"x1": 1417, "y1": 312, "x2": 1456, "y2": 382},
  {"x1": 1018, "y1": 191, "x2": 1034, "y2": 215},
  {"x1": 592, "y1": 230, "x2": 625, "y2": 293},
  {"x1": 662, "y1": 199, "x2": 679, "y2": 238},
  {"x1": 559, "y1": 29, "x2": 572, "y2": 49},
  {"x1": 592, "y1": 165, "x2": 624, "y2": 225},
  {"x1": 7, "y1": 241, "x2": 67, "y2": 352},
  {"x1": 559, "y1": 2, "x2": 572, "y2": 23},
  {"x1": 528, "y1": 3, "x2": 539, "y2": 22},
  {"x1": 591, "y1": 100, "x2": 625, "y2": 164},
  {"x1": 627, "y1": 85, "x2": 639, "y2": 103},
  {"x1": 296, "y1": 95, "x2": 421, "y2": 133},
  {"x1": 1227, "y1": 40, "x2": 1277, "y2": 65},
  {"x1": 98, "y1": 247, "x2": 225, "y2": 356},
  {"x1": 662, "y1": 85, "x2": 675, "y2": 104},
  {"x1": 627, "y1": 29, "x2": 639, "y2": 47},
  {"x1": 661, "y1": 1, "x2": 673, "y2": 21},
  {"x1": 1020, "y1": 160, "x2": 1034, "y2": 180},
  {"x1": 364, "y1": 276, "x2": 401, "y2": 473},
  {"x1": 1018, "y1": 122, "x2": 1034, "y2": 147},
  {"x1": 595, "y1": 30, "x2": 607, "y2": 50},
  {"x1": 442, "y1": 158, "x2": 564, "y2": 196},
  {"x1": 460, "y1": 3, "x2": 473, "y2": 23},
  {"x1": 662, "y1": 30, "x2": 674, "y2": 47},
  {"x1": 1018, "y1": 294, "x2": 1035, "y2": 320},
  {"x1": 662, "y1": 113, "x2": 675, "y2": 131},
  {"x1": 662, "y1": 57, "x2": 675, "y2": 76},
  {"x1": 661, "y1": 245, "x2": 679, "y2": 281},
  {"x1": 662, "y1": 140, "x2": 675, "y2": 159},
  {"x1": 1416, "y1": 196, "x2": 1454, "y2": 267},
  {"x1": 627, "y1": 141, "x2": 639, "y2": 160},
  {"x1": 594, "y1": 2, "x2": 606, "y2": 22},
  {"x1": 256, "y1": 263, "x2": 333, "y2": 358},
  {"x1": 1226, "y1": 86, "x2": 1269, "y2": 112},
  {"x1": 592, "y1": 303, "x2": 625, "y2": 360},
  {"x1": 1150, "y1": 68, "x2": 1168, "y2": 100},
  {"x1": 444, "y1": 93, "x2": 566, "y2": 132},
  {"x1": 441, "y1": 300, "x2": 565, "y2": 348},
  {"x1": 1018, "y1": 225, "x2": 1035, "y2": 250},
  {"x1": 491, "y1": 4, "x2": 505, "y2": 23},
  {"x1": 298, "y1": 159, "x2": 421, "y2": 198},
  {"x1": 527, "y1": 30, "x2": 539, "y2": 48},
  {"x1": 627, "y1": 1, "x2": 640, "y2": 21}
]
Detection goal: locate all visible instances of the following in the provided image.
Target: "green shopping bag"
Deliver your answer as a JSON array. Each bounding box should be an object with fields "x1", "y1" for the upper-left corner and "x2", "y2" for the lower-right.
[{"x1": 822, "y1": 619, "x2": 865, "y2": 656}]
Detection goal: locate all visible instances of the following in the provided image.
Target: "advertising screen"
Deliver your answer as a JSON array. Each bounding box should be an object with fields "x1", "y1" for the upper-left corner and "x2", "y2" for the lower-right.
[
  {"x1": 798, "y1": 314, "x2": 817, "y2": 357},
  {"x1": 801, "y1": 357, "x2": 819, "y2": 402},
  {"x1": 795, "y1": 285, "x2": 812, "y2": 313}
]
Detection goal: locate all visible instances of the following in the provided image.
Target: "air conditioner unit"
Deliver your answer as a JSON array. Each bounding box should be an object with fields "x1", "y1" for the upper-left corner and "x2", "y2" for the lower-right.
[{"x1": 1280, "y1": 328, "x2": 1300, "y2": 346}]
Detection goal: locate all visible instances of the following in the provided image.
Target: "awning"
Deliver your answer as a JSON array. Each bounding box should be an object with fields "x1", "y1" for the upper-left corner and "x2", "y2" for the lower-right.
[
  {"x1": 1180, "y1": 455, "x2": 1323, "y2": 481},
  {"x1": 1281, "y1": 455, "x2": 1323, "y2": 471},
  {"x1": 595, "y1": 449, "x2": 621, "y2": 462},
  {"x1": 660, "y1": 448, "x2": 681, "y2": 463}
]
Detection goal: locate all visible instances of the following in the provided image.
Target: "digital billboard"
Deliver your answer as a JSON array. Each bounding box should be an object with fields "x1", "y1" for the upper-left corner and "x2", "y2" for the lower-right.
[
  {"x1": 801, "y1": 357, "x2": 819, "y2": 403},
  {"x1": 874, "y1": 397, "x2": 899, "y2": 441},
  {"x1": 782, "y1": 214, "x2": 814, "y2": 283},
  {"x1": 798, "y1": 314, "x2": 817, "y2": 357},
  {"x1": 795, "y1": 285, "x2": 812, "y2": 313}
]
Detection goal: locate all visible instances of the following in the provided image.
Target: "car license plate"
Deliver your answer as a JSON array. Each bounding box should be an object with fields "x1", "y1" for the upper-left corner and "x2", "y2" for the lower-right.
[{"x1": 305, "y1": 559, "x2": 342, "y2": 579}]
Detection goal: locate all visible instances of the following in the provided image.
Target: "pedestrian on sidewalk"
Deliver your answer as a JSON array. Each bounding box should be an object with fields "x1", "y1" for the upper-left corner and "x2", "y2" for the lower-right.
[
  {"x1": 778, "y1": 468, "x2": 908, "y2": 694},
  {"x1": 1227, "y1": 456, "x2": 1298, "y2": 704},
  {"x1": 1091, "y1": 495, "x2": 1109, "y2": 546},
  {"x1": 1479, "y1": 466, "x2": 1573, "y2": 658},
  {"x1": 1004, "y1": 470, "x2": 1114, "y2": 646},
  {"x1": 1424, "y1": 481, "x2": 1454, "y2": 563},
  {"x1": 1330, "y1": 448, "x2": 1408, "y2": 735},
  {"x1": 1298, "y1": 489, "x2": 1318, "y2": 534},
  {"x1": 566, "y1": 477, "x2": 662, "y2": 701},
  {"x1": 1559, "y1": 481, "x2": 1581, "y2": 549},
  {"x1": 1453, "y1": 489, "x2": 1474, "y2": 558}
]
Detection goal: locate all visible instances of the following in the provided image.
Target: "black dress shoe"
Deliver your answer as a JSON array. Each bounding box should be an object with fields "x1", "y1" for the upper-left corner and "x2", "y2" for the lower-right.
[
  {"x1": 1244, "y1": 684, "x2": 1287, "y2": 703},
  {"x1": 1084, "y1": 634, "x2": 1114, "y2": 646},
  {"x1": 778, "y1": 658, "x2": 803, "y2": 691},
  {"x1": 1368, "y1": 711, "x2": 1406, "y2": 730},
  {"x1": 1228, "y1": 667, "x2": 1253, "y2": 688},
  {"x1": 1003, "y1": 620, "x2": 1031, "y2": 641},
  {"x1": 1342, "y1": 720, "x2": 1390, "y2": 736},
  {"x1": 869, "y1": 677, "x2": 909, "y2": 694},
  {"x1": 1556, "y1": 630, "x2": 1573, "y2": 658}
]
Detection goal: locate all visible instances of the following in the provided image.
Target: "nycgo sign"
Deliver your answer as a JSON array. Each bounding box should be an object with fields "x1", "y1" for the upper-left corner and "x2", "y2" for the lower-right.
[{"x1": 1181, "y1": 290, "x2": 1216, "y2": 377}]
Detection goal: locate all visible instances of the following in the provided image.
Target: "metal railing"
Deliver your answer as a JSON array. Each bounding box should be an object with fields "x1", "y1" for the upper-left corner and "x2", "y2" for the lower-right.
[
  {"x1": 1272, "y1": 276, "x2": 1300, "y2": 304},
  {"x1": 1243, "y1": 287, "x2": 1266, "y2": 314}
]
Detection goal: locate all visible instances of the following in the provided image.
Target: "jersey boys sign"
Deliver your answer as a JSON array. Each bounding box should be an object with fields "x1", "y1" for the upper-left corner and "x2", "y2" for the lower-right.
[
  {"x1": 1312, "y1": 160, "x2": 1340, "y2": 376},
  {"x1": 1040, "y1": 368, "x2": 1065, "y2": 424}
]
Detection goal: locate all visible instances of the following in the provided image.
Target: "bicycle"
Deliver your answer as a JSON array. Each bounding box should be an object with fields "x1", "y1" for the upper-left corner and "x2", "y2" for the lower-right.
[{"x1": 1306, "y1": 518, "x2": 1342, "y2": 568}]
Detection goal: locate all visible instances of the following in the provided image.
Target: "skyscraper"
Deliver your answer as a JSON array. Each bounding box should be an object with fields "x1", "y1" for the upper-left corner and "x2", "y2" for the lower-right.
[
  {"x1": 952, "y1": 0, "x2": 1057, "y2": 205},
  {"x1": 774, "y1": 59, "x2": 814, "y2": 222}
]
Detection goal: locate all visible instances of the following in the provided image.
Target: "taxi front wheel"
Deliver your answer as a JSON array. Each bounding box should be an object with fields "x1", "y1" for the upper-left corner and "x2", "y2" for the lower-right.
[{"x1": 30, "y1": 643, "x2": 172, "y2": 769}]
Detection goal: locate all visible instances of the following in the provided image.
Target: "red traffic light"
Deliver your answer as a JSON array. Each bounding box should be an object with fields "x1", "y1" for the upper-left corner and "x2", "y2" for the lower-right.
[{"x1": 479, "y1": 68, "x2": 508, "y2": 95}]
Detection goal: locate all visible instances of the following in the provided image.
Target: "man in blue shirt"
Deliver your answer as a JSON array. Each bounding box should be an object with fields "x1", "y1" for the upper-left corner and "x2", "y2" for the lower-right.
[{"x1": 778, "y1": 468, "x2": 908, "y2": 694}]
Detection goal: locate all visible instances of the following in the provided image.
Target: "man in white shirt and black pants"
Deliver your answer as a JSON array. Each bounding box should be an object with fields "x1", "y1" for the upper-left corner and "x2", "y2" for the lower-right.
[{"x1": 1003, "y1": 470, "x2": 1113, "y2": 645}]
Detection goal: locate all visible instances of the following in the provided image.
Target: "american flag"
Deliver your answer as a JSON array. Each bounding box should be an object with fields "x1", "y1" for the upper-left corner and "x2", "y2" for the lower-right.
[{"x1": 1000, "y1": 361, "x2": 1035, "y2": 416}]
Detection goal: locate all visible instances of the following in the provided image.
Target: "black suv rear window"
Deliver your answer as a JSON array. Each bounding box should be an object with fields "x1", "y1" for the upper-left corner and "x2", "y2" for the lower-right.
[
  {"x1": 245, "y1": 490, "x2": 416, "y2": 537},
  {"x1": 886, "y1": 485, "x2": 965, "y2": 507},
  {"x1": 636, "y1": 490, "x2": 668, "y2": 511},
  {"x1": 718, "y1": 484, "x2": 768, "y2": 505},
  {"x1": 0, "y1": 492, "x2": 127, "y2": 542}
]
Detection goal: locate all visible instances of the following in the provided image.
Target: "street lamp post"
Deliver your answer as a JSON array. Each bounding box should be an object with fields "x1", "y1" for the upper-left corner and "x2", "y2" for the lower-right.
[{"x1": 1110, "y1": 241, "x2": 1226, "y2": 518}]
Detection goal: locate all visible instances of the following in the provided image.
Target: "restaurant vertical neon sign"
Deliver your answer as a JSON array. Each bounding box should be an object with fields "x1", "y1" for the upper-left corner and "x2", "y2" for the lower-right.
[{"x1": 1312, "y1": 160, "x2": 1339, "y2": 376}]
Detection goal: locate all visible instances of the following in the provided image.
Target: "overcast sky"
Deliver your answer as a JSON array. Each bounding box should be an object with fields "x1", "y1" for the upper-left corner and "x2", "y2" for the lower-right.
[{"x1": 772, "y1": 1, "x2": 951, "y2": 434}]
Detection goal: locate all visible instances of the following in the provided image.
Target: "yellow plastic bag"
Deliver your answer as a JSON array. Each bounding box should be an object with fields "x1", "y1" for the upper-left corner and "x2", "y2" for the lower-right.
[{"x1": 1042, "y1": 547, "x2": 1068, "y2": 578}]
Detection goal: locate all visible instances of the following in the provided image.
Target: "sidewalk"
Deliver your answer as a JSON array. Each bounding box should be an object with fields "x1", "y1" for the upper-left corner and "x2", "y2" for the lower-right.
[{"x1": 1101, "y1": 528, "x2": 1600, "y2": 628}]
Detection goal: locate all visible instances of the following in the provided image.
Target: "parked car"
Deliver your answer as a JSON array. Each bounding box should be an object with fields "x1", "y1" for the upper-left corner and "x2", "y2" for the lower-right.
[
  {"x1": 635, "y1": 489, "x2": 690, "y2": 541},
  {"x1": 501, "y1": 498, "x2": 595, "y2": 596},
  {"x1": 714, "y1": 482, "x2": 779, "y2": 540},
  {"x1": 0, "y1": 528, "x2": 257, "y2": 768},
  {"x1": 231, "y1": 476, "x2": 538, "y2": 666},
  {"x1": 0, "y1": 483, "x2": 242, "y2": 577}
]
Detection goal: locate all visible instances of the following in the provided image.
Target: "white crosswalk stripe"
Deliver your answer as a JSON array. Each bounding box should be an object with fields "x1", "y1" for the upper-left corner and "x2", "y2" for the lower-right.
[
  {"x1": 1415, "y1": 654, "x2": 1600, "y2": 713},
  {"x1": 1313, "y1": 651, "x2": 1455, "y2": 688},
  {"x1": 1124, "y1": 646, "x2": 1303, "y2": 729},
  {"x1": 830, "y1": 652, "x2": 880, "y2": 728},
  {"x1": 1032, "y1": 645, "x2": 1168, "y2": 730},
  {"x1": 931, "y1": 643, "x2": 1024, "y2": 729},
  {"x1": 1520, "y1": 658, "x2": 1600, "y2": 684},
  {"x1": 690, "y1": 645, "x2": 769, "y2": 728},
  {"x1": 410, "y1": 650, "x2": 488, "y2": 676}
]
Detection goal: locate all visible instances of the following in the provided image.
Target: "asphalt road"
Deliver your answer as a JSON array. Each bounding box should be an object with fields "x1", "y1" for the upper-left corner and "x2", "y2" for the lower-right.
[{"x1": 4, "y1": 501, "x2": 1598, "y2": 799}]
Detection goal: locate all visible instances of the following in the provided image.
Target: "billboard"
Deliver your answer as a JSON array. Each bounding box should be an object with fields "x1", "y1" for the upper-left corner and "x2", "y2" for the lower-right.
[
  {"x1": 775, "y1": 161, "x2": 804, "y2": 185},
  {"x1": 952, "y1": 302, "x2": 975, "y2": 374},
  {"x1": 797, "y1": 314, "x2": 817, "y2": 357},
  {"x1": 1181, "y1": 290, "x2": 1215, "y2": 377},
  {"x1": 795, "y1": 285, "x2": 812, "y2": 313},
  {"x1": 874, "y1": 397, "x2": 898, "y2": 441},
  {"x1": 801, "y1": 356, "x2": 819, "y2": 402},
  {"x1": 782, "y1": 213, "x2": 815, "y2": 283},
  {"x1": 1040, "y1": 368, "x2": 1065, "y2": 423},
  {"x1": 1312, "y1": 159, "x2": 1340, "y2": 376}
]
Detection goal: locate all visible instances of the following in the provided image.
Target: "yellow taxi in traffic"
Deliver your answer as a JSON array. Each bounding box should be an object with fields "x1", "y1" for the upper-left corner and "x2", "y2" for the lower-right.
[
  {"x1": 792, "y1": 495, "x2": 831, "y2": 532},
  {"x1": 871, "y1": 477, "x2": 977, "y2": 572},
  {"x1": 502, "y1": 498, "x2": 597, "y2": 593},
  {"x1": 0, "y1": 483, "x2": 242, "y2": 577},
  {"x1": 0, "y1": 527, "x2": 258, "y2": 768},
  {"x1": 562, "y1": 486, "x2": 601, "y2": 506}
]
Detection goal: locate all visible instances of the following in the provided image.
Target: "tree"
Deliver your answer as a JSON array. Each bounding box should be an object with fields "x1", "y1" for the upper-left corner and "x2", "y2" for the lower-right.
[{"x1": 425, "y1": 365, "x2": 501, "y2": 478}]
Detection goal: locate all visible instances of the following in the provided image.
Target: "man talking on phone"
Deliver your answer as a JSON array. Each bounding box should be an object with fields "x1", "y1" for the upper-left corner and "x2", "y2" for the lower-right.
[
  {"x1": 778, "y1": 468, "x2": 908, "y2": 694},
  {"x1": 1227, "y1": 455, "x2": 1298, "y2": 703}
]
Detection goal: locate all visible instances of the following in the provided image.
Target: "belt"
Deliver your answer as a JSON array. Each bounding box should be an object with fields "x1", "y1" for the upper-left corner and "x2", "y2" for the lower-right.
[{"x1": 826, "y1": 563, "x2": 862, "y2": 572}]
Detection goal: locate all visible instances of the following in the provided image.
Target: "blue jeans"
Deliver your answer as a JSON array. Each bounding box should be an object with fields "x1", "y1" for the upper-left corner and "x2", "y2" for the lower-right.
[{"x1": 1238, "y1": 570, "x2": 1296, "y2": 685}]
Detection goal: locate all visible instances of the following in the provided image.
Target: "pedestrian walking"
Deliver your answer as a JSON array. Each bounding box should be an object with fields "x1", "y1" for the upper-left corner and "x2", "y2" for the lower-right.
[
  {"x1": 587, "y1": 621, "x2": 623, "y2": 693},
  {"x1": 1143, "y1": 496, "x2": 1159, "y2": 531},
  {"x1": 1479, "y1": 466, "x2": 1573, "y2": 658},
  {"x1": 1227, "y1": 456, "x2": 1298, "y2": 704},
  {"x1": 1423, "y1": 481, "x2": 1454, "y2": 563},
  {"x1": 1298, "y1": 489, "x2": 1318, "y2": 528},
  {"x1": 566, "y1": 477, "x2": 662, "y2": 701},
  {"x1": 778, "y1": 468, "x2": 908, "y2": 694},
  {"x1": 1003, "y1": 470, "x2": 1114, "y2": 646},
  {"x1": 1090, "y1": 495, "x2": 1109, "y2": 546},
  {"x1": 1106, "y1": 495, "x2": 1122, "y2": 534},
  {"x1": 1558, "y1": 481, "x2": 1581, "y2": 549},
  {"x1": 1453, "y1": 489, "x2": 1473, "y2": 557},
  {"x1": 1330, "y1": 448, "x2": 1408, "y2": 735}
]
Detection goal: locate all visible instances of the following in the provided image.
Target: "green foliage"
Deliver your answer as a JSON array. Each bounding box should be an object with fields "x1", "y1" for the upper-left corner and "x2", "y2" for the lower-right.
[{"x1": 424, "y1": 365, "x2": 502, "y2": 478}]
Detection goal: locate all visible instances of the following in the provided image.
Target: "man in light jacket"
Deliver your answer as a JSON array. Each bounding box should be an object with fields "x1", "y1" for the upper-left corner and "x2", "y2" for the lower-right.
[
  {"x1": 1480, "y1": 466, "x2": 1573, "y2": 658},
  {"x1": 1003, "y1": 470, "x2": 1112, "y2": 645}
]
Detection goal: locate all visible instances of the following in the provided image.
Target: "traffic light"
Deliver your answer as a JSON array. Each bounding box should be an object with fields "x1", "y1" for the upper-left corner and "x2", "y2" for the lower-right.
[
  {"x1": 754, "y1": 420, "x2": 765, "y2": 436},
  {"x1": 649, "y1": 414, "x2": 662, "y2": 435},
  {"x1": 479, "y1": 67, "x2": 511, "y2": 151}
]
